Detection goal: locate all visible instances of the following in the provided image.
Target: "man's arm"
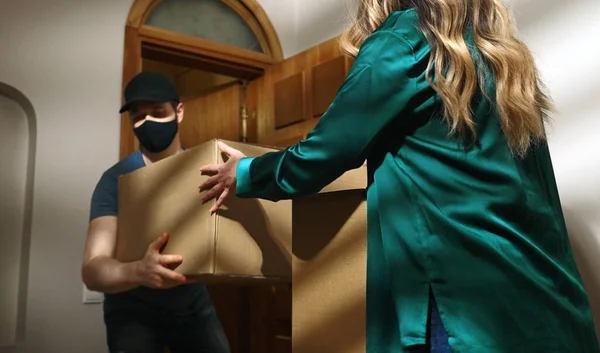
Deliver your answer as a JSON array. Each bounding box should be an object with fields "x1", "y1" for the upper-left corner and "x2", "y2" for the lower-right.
[
  {"x1": 81, "y1": 215, "x2": 188, "y2": 293},
  {"x1": 81, "y1": 215, "x2": 140, "y2": 293},
  {"x1": 82, "y1": 170, "x2": 187, "y2": 293}
]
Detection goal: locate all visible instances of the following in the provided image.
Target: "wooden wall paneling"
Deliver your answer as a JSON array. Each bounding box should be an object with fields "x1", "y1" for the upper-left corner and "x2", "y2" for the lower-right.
[
  {"x1": 256, "y1": 35, "x2": 351, "y2": 149},
  {"x1": 269, "y1": 47, "x2": 313, "y2": 136},
  {"x1": 311, "y1": 56, "x2": 347, "y2": 117},
  {"x1": 274, "y1": 72, "x2": 306, "y2": 128},
  {"x1": 315, "y1": 34, "x2": 344, "y2": 61}
]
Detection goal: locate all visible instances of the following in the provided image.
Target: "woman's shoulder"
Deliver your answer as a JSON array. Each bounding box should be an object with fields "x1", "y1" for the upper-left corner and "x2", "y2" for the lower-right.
[
  {"x1": 377, "y1": 9, "x2": 420, "y2": 33},
  {"x1": 365, "y1": 8, "x2": 428, "y2": 58}
]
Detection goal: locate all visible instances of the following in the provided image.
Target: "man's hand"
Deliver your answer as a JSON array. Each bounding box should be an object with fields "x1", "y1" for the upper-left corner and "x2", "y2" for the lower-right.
[
  {"x1": 199, "y1": 141, "x2": 246, "y2": 214},
  {"x1": 133, "y1": 232, "x2": 187, "y2": 289}
]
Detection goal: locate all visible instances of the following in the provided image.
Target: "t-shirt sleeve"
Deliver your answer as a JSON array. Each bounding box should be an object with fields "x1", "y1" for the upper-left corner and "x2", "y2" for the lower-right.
[{"x1": 89, "y1": 171, "x2": 118, "y2": 222}]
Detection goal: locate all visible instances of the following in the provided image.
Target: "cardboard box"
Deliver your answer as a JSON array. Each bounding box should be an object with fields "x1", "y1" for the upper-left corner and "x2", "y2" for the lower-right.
[
  {"x1": 116, "y1": 136, "x2": 368, "y2": 350},
  {"x1": 116, "y1": 139, "x2": 292, "y2": 282},
  {"x1": 292, "y1": 166, "x2": 368, "y2": 353}
]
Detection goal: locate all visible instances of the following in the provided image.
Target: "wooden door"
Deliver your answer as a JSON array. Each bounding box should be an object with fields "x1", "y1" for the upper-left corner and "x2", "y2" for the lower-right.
[
  {"x1": 179, "y1": 81, "x2": 244, "y2": 148},
  {"x1": 249, "y1": 35, "x2": 354, "y2": 149}
]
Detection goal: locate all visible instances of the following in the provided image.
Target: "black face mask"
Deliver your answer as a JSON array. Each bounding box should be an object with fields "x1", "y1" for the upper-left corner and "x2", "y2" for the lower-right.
[{"x1": 133, "y1": 118, "x2": 178, "y2": 154}]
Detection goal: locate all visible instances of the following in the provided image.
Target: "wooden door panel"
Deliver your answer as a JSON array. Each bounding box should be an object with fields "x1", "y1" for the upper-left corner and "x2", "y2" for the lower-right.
[
  {"x1": 274, "y1": 72, "x2": 306, "y2": 128},
  {"x1": 312, "y1": 56, "x2": 347, "y2": 117},
  {"x1": 254, "y1": 35, "x2": 353, "y2": 148},
  {"x1": 180, "y1": 81, "x2": 243, "y2": 148}
]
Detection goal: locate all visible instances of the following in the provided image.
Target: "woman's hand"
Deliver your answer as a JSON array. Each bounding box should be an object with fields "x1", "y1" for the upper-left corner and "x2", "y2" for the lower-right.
[{"x1": 199, "y1": 141, "x2": 246, "y2": 214}]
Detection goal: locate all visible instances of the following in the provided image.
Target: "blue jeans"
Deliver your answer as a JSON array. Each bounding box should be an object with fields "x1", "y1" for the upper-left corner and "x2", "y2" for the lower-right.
[
  {"x1": 408, "y1": 290, "x2": 452, "y2": 353},
  {"x1": 103, "y1": 293, "x2": 230, "y2": 353}
]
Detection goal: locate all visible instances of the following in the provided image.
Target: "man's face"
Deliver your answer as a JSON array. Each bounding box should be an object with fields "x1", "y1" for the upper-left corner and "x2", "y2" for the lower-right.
[{"x1": 128, "y1": 101, "x2": 181, "y2": 128}]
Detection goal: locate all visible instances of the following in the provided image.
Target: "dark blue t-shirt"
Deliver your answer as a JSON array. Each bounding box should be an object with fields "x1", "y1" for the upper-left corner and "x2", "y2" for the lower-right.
[{"x1": 90, "y1": 150, "x2": 212, "y2": 313}]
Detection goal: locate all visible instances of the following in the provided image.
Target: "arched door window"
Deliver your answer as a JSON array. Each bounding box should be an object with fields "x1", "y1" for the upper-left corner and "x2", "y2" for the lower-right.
[{"x1": 144, "y1": 0, "x2": 264, "y2": 53}]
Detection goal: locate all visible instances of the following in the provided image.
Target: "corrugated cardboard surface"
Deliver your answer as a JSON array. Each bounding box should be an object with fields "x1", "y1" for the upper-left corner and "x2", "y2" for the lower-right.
[
  {"x1": 292, "y1": 166, "x2": 368, "y2": 353},
  {"x1": 116, "y1": 139, "x2": 292, "y2": 281}
]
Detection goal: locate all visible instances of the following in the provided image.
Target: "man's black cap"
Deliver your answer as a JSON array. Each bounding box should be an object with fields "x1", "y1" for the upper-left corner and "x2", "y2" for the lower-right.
[{"x1": 119, "y1": 71, "x2": 180, "y2": 113}]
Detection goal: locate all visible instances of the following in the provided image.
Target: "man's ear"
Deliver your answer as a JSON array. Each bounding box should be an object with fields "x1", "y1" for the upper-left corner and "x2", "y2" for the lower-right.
[{"x1": 177, "y1": 102, "x2": 184, "y2": 123}]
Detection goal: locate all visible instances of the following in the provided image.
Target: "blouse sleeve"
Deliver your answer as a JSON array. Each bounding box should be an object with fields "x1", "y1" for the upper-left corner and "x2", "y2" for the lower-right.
[{"x1": 236, "y1": 30, "x2": 418, "y2": 201}]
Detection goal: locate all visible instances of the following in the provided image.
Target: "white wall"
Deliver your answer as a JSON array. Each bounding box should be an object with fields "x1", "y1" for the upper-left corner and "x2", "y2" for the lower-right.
[
  {"x1": 258, "y1": 0, "x2": 298, "y2": 57},
  {"x1": 0, "y1": 0, "x2": 598, "y2": 352},
  {"x1": 261, "y1": 0, "x2": 353, "y2": 57},
  {"x1": 292, "y1": 0, "x2": 354, "y2": 56},
  {"x1": 509, "y1": 0, "x2": 600, "y2": 325},
  {"x1": 0, "y1": 1, "x2": 133, "y2": 352}
]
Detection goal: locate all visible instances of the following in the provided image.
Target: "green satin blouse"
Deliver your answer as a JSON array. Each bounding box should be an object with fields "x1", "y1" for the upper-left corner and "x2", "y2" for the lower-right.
[{"x1": 235, "y1": 8, "x2": 599, "y2": 353}]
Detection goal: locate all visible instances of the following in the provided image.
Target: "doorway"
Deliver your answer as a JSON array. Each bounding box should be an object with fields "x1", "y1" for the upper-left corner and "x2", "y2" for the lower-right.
[{"x1": 121, "y1": 2, "x2": 290, "y2": 352}]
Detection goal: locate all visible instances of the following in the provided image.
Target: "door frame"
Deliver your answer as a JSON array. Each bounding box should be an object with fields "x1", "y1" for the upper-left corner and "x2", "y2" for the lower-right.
[{"x1": 119, "y1": 0, "x2": 283, "y2": 158}]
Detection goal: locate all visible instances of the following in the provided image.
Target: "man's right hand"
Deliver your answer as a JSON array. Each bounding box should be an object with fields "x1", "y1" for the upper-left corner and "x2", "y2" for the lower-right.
[{"x1": 133, "y1": 232, "x2": 187, "y2": 289}]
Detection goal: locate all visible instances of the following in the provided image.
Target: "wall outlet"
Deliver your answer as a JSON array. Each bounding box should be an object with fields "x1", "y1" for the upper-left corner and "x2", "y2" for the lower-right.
[{"x1": 82, "y1": 285, "x2": 104, "y2": 304}]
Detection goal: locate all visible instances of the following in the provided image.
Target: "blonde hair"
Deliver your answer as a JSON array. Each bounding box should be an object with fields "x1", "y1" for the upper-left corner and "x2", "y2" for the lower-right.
[{"x1": 340, "y1": 0, "x2": 554, "y2": 156}]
